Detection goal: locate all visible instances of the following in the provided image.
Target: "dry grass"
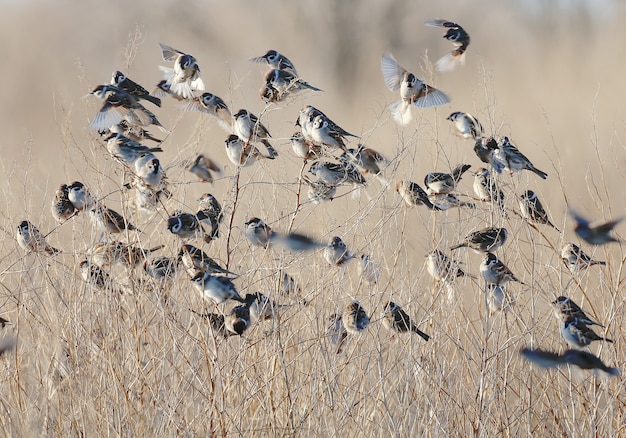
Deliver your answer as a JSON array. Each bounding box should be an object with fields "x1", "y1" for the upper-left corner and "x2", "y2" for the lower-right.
[{"x1": 0, "y1": 0, "x2": 625, "y2": 436}]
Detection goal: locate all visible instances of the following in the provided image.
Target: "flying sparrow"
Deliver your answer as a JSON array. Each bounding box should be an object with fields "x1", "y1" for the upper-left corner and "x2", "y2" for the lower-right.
[
  {"x1": 105, "y1": 133, "x2": 163, "y2": 167},
  {"x1": 178, "y1": 244, "x2": 236, "y2": 277},
  {"x1": 380, "y1": 53, "x2": 450, "y2": 125},
  {"x1": 570, "y1": 210, "x2": 622, "y2": 245},
  {"x1": 190, "y1": 271, "x2": 245, "y2": 305},
  {"x1": 232, "y1": 109, "x2": 277, "y2": 158},
  {"x1": 339, "y1": 145, "x2": 387, "y2": 175},
  {"x1": 520, "y1": 348, "x2": 619, "y2": 377},
  {"x1": 250, "y1": 49, "x2": 298, "y2": 75},
  {"x1": 424, "y1": 19, "x2": 470, "y2": 72},
  {"x1": 447, "y1": 111, "x2": 483, "y2": 140},
  {"x1": 188, "y1": 154, "x2": 221, "y2": 183},
  {"x1": 167, "y1": 211, "x2": 210, "y2": 243},
  {"x1": 480, "y1": 252, "x2": 524, "y2": 286},
  {"x1": 359, "y1": 254, "x2": 381, "y2": 286},
  {"x1": 327, "y1": 313, "x2": 348, "y2": 354},
  {"x1": 143, "y1": 256, "x2": 177, "y2": 281},
  {"x1": 67, "y1": 181, "x2": 96, "y2": 212},
  {"x1": 396, "y1": 180, "x2": 438, "y2": 210},
  {"x1": 450, "y1": 227, "x2": 508, "y2": 253},
  {"x1": 90, "y1": 205, "x2": 138, "y2": 234},
  {"x1": 183, "y1": 92, "x2": 232, "y2": 132},
  {"x1": 244, "y1": 217, "x2": 274, "y2": 249},
  {"x1": 382, "y1": 301, "x2": 430, "y2": 341},
  {"x1": 425, "y1": 249, "x2": 469, "y2": 284},
  {"x1": 424, "y1": 163, "x2": 471, "y2": 195},
  {"x1": 552, "y1": 296, "x2": 604, "y2": 328},
  {"x1": 308, "y1": 160, "x2": 366, "y2": 186},
  {"x1": 472, "y1": 167, "x2": 506, "y2": 216},
  {"x1": 343, "y1": 301, "x2": 370, "y2": 334},
  {"x1": 560, "y1": 242, "x2": 606, "y2": 274},
  {"x1": 225, "y1": 134, "x2": 275, "y2": 167},
  {"x1": 152, "y1": 79, "x2": 185, "y2": 102},
  {"x1": 519, "y1": 190, "x2": 559, "y2": 231},
  {"x1": 324, "y1": 236, "x2": 354, "y2": 266},
  {"x1": 561, "y1": 316, "x2": 613, "y2": 348},
  {"x1": 51, "y1": 184, "x2": 77, "y2": 223},
  {"x1": 225, "y1": 303, "x2": 252, "y2": 336},
  {"x1": 111, "y1": 70, "x2": 161, "y2": 107},
  {"x1": 16, "y1": 220, "x2": 59, "y2": 255},
  {"x1": 158, "y1": 43, "x2": 204, "y2": 99}
]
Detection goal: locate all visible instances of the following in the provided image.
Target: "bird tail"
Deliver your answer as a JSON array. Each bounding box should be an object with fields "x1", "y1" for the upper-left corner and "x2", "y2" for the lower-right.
[
  {"x1": 143, "y1": 94, "x2": 162, "y2": 107},
  {"x1": 530, "y1": 166, "x2": 548, "y2": 180},
  {"x1": 436, "y1": 52, "x2": 466, "y2": 72},
  {"x1": 388, "y1": 100, "x2": 412, "y2": 125},
  {"x1": 412, "y1": 327, "x2": 430, "y2": 341}
]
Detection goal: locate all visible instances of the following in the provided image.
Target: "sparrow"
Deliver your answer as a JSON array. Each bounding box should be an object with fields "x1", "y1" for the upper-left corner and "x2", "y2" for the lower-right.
[
  {"x1": 91, "y1": 241, "x2": 164, "y2": 269},
  {"x1": 167, "y1": 212, "x2": 210, "y2": 242},
  {"x1": 269, "y1": 232, "x2": 324, "y2": 252},
  {"x1": 552, "y1": 296, "x2": 604, "y2": 327},
  {"x1": 105, "y1": 133, "x2": 163, "y2": 167},
  {"x1": 244, "y1": 292, "x2": 287, "y2": 322},
  {"x1": 485, "y1": 284, "x2": 513, "y2": 314},
  {"x1": 225, "y1": 304, "x2": 251, "y2": 336},
  {"x1": 126, "y1": 179, "x2": 170, "y2": 213},
  {"x1": 134, "y1": 155, "x2": 163, "y2": 189},
  {"x1": 51, "y1": 184, "x2": 77, "y2": 223},
  {"x1": 90, "y1": 205, "x2": 138, "y2": 234},
  {"x1": 520, "y1": 348, "x2": 619, "y2": 377},
  {"x1": 424, "y1": 19, "x2": 470, "y2": 72},
  {"x1": 425, "y1": 249, "x2": 469, "y2": 284},
  {"x1": 297, "y1": 105, "x2": 357, "y2": 145},
  {"x1": 196, "y1": 210, "x2": 220, "y2": 241},
  {"x1": 327, "y1": 313, "x2": 348, "y2": 354},
  {"x1": 67, "y1": 181, "x2": 96, "y2": 212},
  {"x1": 570, "y1": 210, "x2": 622, "y2": 245},
  {"x1": 250, "y1": 50, "x2": 298, "y2": 75},
  {"x1": 308, "y1": 160, "x2": 366, "y2": 186},
  {"x1": 290, "y1": 131, "x2": 322, "y2": 162},
  {"x1": 158, "y1": 43, "x2": 204, "y2": 99},
  {"x1": 105, "y1": 120, "x2": 162, "y2": 143},
  {"x1": 560, "y1": 243, "x2": 606, "y2": 274},
  {"x1": 396, "y1": 180, "x2": 438, "y2": 210},
  {"x1": 0, "y1": 317, "x2": 10, "y2": 328},
  {"x1": 191, "y1": 311, "x2": 233, "y2": 338},
  {"x1": 492, "y1": 136, "x2": 548, "y2": 179},
  {"x1": 450, "y1": 227, "x2": 508, "y2": 253},
  {"x1": 16, "y1": 220, "x2": 59, "y2": 255},
  {"x1": 190, "y1": 271, "x2": 245, "y2": 305},
  {"x1": 89, "y1": 84, "x2": 165, "y2": 132},
  {"x1": 342, "y1": 301, "x2": 370, "y2": 334},
  {"x1": 152, "y1": 79, "x2": 185, "y2": 101},
  {"x1": 197, "y1": 193, "x2": 223, "y2": 223},
  {"x1": 424, "y1": 163, "x2": 471, "y2": 194},
  {"x1": 279, "y1": 271, "x2": 301, "y2": 295},
  {"x1": 382, "y1": 301, "x2": 430, "y2": 341},
  {"x1": 561, "y1": 316, "x2": 613, "y2": 348},
  {"x1": 263, "y1": 68, "x2": 321, "y2": 99},
  {"x1": 188, "y1": 154, "x2": 221, "y2": 183},
  {"x1": 183, "y1": 92, "x2": 231, "y2": 132},
  {"x1": 480, "y1": 252, "x2": 524, "y2": 286},
  {"x1": 111, "y1": 70, "x2": 161, "y2": 107},
  {"x1": 472, "y1": 167, "x2": 506, "y2": 216},
  {"x1": 340, "y1": 145, "x2": 387, "y2": 175},
  {"x1": 473, "y1": 137, "x2": 501, "y2": 170},
  {"x1": 359, "y1": 254, "x2": 381, "y2": 286},
  {"x1": 232, "y1": 109, "x2": 277, "y2": 158},
  {"x1": 225, "y1": 134, "x2": 275, "y2": 167},
  {"x1": 428, "y1": 193, "x2": 475, "y2": 210},
  {"x1": 380, "y1": 53, "x2": 450, "y2": 125},
  {"x1": 309, "y1": 114, "x2": 355, "y2": 153},
  {"x1": 305, "y1": 178, "x2": 337, "y2": 204},
  {"x1": 178, "y1": 244, "x2": 236, "y2": 277},
  {"x1": 143, "y1": 256, "x2": 177, "y2": 281},
  {"x1": 244, "y1": 217, "x2": 274, "y2": 249},
  {"x1": 259, "y1": 84, "x2": 281, "y2": 103},
  {"x1": 324, "y1": 236, "x2": 354, "y2": 266},
  {"x1": 79, "y1": 260, "x2": 114, "y2": 291},
  {"x1": 519, "y1": 190, "x2": 559, "y2": 231},
  {"x1": 447, "y1": 111, "x2": 483, "y2": 140}
]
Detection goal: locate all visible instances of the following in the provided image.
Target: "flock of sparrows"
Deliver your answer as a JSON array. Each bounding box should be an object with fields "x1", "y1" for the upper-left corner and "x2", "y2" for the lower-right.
[{"x1": 7, "y1": 19, "x2": 624, "y2": 374}]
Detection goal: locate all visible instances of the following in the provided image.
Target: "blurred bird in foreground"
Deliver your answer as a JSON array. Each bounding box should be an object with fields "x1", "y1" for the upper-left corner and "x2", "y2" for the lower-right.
[
  {"x1": 570, "y1": 210, "x2": 622, "y2": 245},
  {"x1": 188, "y1": 154, "x2": 221, "y2": 183},
  {"x1": 520, "y1": 348, "x2": 618, "y2": 377}
]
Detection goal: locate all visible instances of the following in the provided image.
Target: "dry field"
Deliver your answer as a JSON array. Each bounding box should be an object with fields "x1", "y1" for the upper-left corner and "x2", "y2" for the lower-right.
[{"x1": 0, "y1": 0, "x2": 625, "y2": 436}]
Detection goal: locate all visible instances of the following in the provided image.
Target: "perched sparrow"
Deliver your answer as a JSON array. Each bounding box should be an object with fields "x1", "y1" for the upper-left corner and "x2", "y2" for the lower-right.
[
  {"x1": 167, "y1": 212, "x2": 209, "y2": 242},
  {"x1": 447, "y1": 111, "x2": 483, "y2": 140},
  {"x1": 340, "y1": 145, "x2": 387, "y2": 175},
  {"x1": 473, "y1": 137, "x2": 500, "y2": 170},
  {"x1": 552, "y1": 296, "x2": 604, "y2": 328},
  {"x1": 380, "y1": 53, "x2": 450, "y2": 125},
  {"x1": 450, "y1": 227, "x2": 508, "y2": 253},
  {"x1": 342, "y1": 301, "x2": 370, "y2": 334},
  {"x1": 290, "y1": 131, "x2": 321, "y2": 161},
  {"x1": 485, "y1": 284, "x2": 513, "y2": 314},
  {"x1": 232, "y1": 109, "x2": 277, "y2": 158},
  {"x1": 90, "y1": 205, "x2": 138, "y2": 234},
  {"x1": 196, "y1": 212, "x2": 219, "y2": 241},
  {"x1": 225, "y1": 304, "x2": 251, "y2": 336},
  {"x1": 359, "y1": 254, "x2": 381, "y2": 286},
  {"x1": 126, "y1": 178, "x2": 170, "y2": 213},
  {"x1": 382, "y1": 301, "x2": 430, "y2": 341},
  {"x1": 519, "y1": 190, "x2": 559, "y2": 231},
  {"x1": 305, "y1": 178, "x2": 336, "y2": 204},
  {"x1": 269, "y1": 232, "x2": 324, "y2": 252},
  {"x1": 191, "y1": 271, "x2": 245, "y2": 305},
  {"x1": 178, "y1": 244, "x2": 236, "y2": 277},
  {"x1": 143, "y1": 256, "x2": 177, "y2": 281},
  {"x1": 480, "y1": 252, "x2": 524, "y2": 286},
  {"x1": 67, "y1": 181, "x2": 96, "y2": 212},
  {"x1": 225, "y1": 134, "x2": 275, "y2": 167},
  {"x1": 472, "y1": 167, "x2": 506, "y2": 216},
  {"x1": 428, "y1": 193, "x2": 475, "y2": 210},
  {"x1": 297, "y1": 105, "x2": 357, "y2": 145},
  {"x1": 134, "y1": 155, "x2": 163, "y2": 188},
  {"x1": 296, "y1": 105, "x2": 323, "y2": 142},
  {"x1": 570, "y1": 211, "x2": 622, "y2": 245},
  {"x1": 396, "y1": 180, "x2": 438, "y2": 210},
  {"x1": 106, "y1": 133, "x2": 163, "y2": 167},
  {"x1": 264, "y1": 68, "x2": 321, "y2": 95},
  {"x1": 259, "y1": 83, "x2": 281, "y2": 103},
  {"x1": 111, "y1": 70, "x2": 161, "y2": 107},
  {"x1": 192, "y1": 311, "x2": 232, "y2": 338},
  {"x1": 244, "y1": 292, "x2": 287, "y2": 322},
  {"x1": 492, "y1": 136, "x2": 548, "y2": 179},
  {"x1": 158, "y1": 43, "x2": 204, "y2": 99},
  {"x1": 561, "y1": 316, "x2": 613, "y2": 348},
  {"x1": 308, "y1": 160, "x2": 366, "y2": 186},
  {"x1": 16, "y1": 220, "x2": 59, "y2": 255},
  {"x1": 324, "y1": 236, "x2": 354, "y2": 266},
  {"x1": 520, "y1": 348, "x2": 619, "y2": 377},
  {"x1": 560, "y1": 243, "x2": 606, "y2": 274},
  {"x1": 425, "y1": 249, "x2": 469, "y2": 284},
  {"x1": 51, "y1": 184, "x2": 76, "y2": 223},
  {"x1": 105, "y1": 120, "x2": 162, "y2": 143},
  {"x1": 79, "y1": 260, "x2": 114, "y2": 291},
  {"x1": 90, "y1": 241, "x2": 163, "y2": 269},
  {"x1": 327, "y1": 313, "x2": 348, "y2": 354},
  {"x1": 424, "y1": 19, "x2": 470, "y2": 72},
  {"x1": 309, "y1": 114, "x2": 355, "y2": 153},
  {"x1": 244, "y1": 217, "x2": 274, "y2": 249},
  {"x1": 424, "y1": 163, "x2": 471, "y2": 195},
  {"x1": 89, "y1": 85, "x2": 165, "y2": 132},
  {"x1": 183, "y1": 92, "x2": 231, "y2": 132},
  {"x1": 250, "y1": 50, "x2": 298, "y2": 75},
  {"x1": 196, "y1": 193, "x2": 223, "y2": 239},
  {"x1": 188, "y1": 154, "x2": 221, "y2": 183}
]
